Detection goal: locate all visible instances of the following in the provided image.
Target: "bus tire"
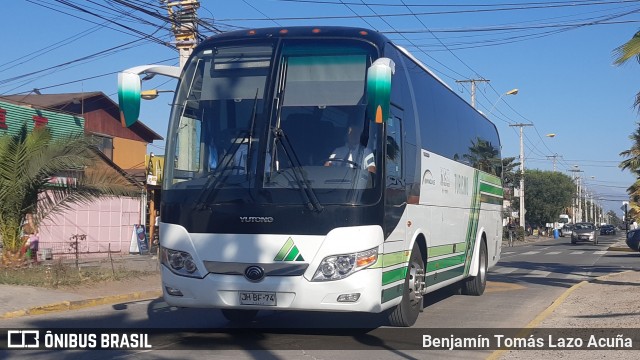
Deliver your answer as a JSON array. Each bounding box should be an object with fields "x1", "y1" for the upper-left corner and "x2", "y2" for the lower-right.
[
  {"x1": 387, "y1": 243, "x2": 425, "y2": 327},
  {"x1": 461, "y1": 240, "x2": 487, "y2": 296},
  {"x1": 221, "y1": 309, "x2": 258, "y2": 323}
]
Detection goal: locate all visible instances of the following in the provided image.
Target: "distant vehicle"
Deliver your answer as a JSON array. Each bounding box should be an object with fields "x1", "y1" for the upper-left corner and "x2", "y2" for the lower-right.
[
  {"x1": 571, "y1": 222, "x2": 598, "y2": 245},
  {"x1": 626, "y1": 230, "x2": 640, "y2": 251},
  {"x1": 558, "y1": 214, "x2": 571, "y2": 229},
  {"x1": 560, "y1": 224, "x2": 573, "y2": 237},
  {"x1": 600, "y1": 224, "x2": 616, "y2": 235}
]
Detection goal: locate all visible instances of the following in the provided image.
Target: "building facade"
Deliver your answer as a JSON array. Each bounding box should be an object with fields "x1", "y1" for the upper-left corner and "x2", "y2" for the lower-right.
[{"x1": 0, "y1": 93, "x2": 162, "y2": 259}]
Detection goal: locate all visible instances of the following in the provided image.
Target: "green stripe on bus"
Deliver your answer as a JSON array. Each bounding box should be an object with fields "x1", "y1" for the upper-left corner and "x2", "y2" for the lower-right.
[
  {"x1": 370, "y1": 251, "x2": 409, "y2": 269},
  {"x1": 464, "y1": 170, "x2": 481, "y2": 277},
  {"x1": 479, "y1": 172, "x2": 502, "y2": 186},
  {"x1": 480, "y1": 194, "x2": 503, "y2": 205},
  {"x1": 381, "y1": 284, "x2": 404, "y2": 303},
  {"x1": 284, "y1": 246, "x2": 300, "y2": 261},
  {"x1": 428, "y1": 242, "x2": 466, "y2": 257},
  {"x1": 479, "y1": 182, "x2": 503, "y2": 196},
  {"x1": 429, "y1": 244, "x2": 454, "y2": 257},
  {"x1": 274, "y1": 237, "x2": 294, "y2": 261},
  {"x1": 294, "y1": 253, "x2": 305, "y2": 261},
  {"x1": 425, "y1": 266, "x2": 465, "y2": 287},
  {"x1": 426, "y1": 254, "x2": 466, "y2": 273},
  {"x1": 382, "y1": 267, "x2": 407, "y2": 286}
]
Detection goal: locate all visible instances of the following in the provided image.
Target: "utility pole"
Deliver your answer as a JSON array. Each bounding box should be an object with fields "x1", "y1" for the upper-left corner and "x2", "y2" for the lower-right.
[
  {"x1": 456, "y1": 78, "x2": 490, "y2": 108},
  {"x1": 568, "y1": 167, "x2": 583, "y2": 222},
  {"x1": 546, "y1": 154, "x2": 561, "y2": 172},
  {"x1": 510, "y1": 123, "x2": 533, "y2": 228},
  {"x1": 164, "y1": 0, "x2": 200, "y2": 68}
]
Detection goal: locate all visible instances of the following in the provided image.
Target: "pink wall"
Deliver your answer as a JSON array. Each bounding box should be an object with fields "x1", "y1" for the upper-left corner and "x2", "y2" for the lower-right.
[{"x1": 38, "y1": 196, "x2": 141, "y2": 257}]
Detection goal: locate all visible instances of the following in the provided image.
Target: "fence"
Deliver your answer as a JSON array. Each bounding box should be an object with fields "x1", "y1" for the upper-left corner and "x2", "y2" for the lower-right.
[{"x1": 38, "y1": 234, "x2": 121, "y2": 262}]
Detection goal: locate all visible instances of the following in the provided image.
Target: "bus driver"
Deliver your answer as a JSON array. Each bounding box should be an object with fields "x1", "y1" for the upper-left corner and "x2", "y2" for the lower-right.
[{"x1": 325, "y1": 123, "x2": 376, "y2": 173}]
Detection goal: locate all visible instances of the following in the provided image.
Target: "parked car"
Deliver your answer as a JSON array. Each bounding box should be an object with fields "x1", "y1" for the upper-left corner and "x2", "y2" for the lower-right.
[
  {"x1": 626, "y1": 229, "x2": 640, "y2": 251},
  {"x1": 571, "y1": 222, "x2": 598, "y2": 245},
  {"x1": 560, "y1": 224, "x2": 573, "y2": 237},
  {"x1": 600, "y1": 224, "x2": 616, "y2": 235}
]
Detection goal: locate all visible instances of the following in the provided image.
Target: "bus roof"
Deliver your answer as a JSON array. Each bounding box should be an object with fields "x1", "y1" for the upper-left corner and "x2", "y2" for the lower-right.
[{"x1": 197, "y1": 26, "x2": 390, "y2": 49}]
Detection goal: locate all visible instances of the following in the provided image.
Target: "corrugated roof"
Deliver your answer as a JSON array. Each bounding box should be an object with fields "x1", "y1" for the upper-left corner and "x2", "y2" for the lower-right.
[{"x1": 0, "y1": 92, "x2": 163, "y2": 141}]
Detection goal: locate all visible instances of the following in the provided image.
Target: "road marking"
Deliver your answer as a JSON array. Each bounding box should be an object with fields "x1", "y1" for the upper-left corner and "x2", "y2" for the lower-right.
[
  {"x1": 525, "y1": 270, "x2": 551, "y2": 277},
  {"x1": 502, "y1": 251, "x2": 515, "y2": 255},
  {"x1": 547, "y1": 251, "x2": 562, "y2": 255},
  {"x1": 570, "y1": 251, "x2": 584, "y2": 255},
  {"x1": 594, "y1": 250, "x2": 607, "y2": 255},
  {"x1": 520, "y1": 251, "x2": 540, "y2": 255},
  {"x1": 562, "y1": 273, "x2": 586, "y2": 280},
  {"x1": 492, "y1": 267, "x2": 518, "y2": 274}
]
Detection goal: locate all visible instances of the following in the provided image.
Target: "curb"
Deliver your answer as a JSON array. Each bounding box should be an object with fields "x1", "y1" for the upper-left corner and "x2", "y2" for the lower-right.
[
  {"x1": 485, "y1": 269, "x2": 637, "y2": 360},
  {"x1": 0, "y1": 290, "x2": 162, "y2": 320}
]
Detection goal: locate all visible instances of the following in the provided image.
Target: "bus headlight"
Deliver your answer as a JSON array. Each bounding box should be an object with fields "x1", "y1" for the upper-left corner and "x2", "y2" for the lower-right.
[
  {"x1": 161, "y1": 247, "x2": 203, "y2": 278},
  {"x1": 312, "y1": 247, "x2": 378, "y2": 281}
]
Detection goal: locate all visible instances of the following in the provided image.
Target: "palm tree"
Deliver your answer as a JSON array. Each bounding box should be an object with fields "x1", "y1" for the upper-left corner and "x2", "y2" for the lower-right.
[
  {"x1": 614, "y1": 33, "x2": 640, "y2": 208},
  {"x1": 614, "y1": 31, "x2": 640, "y2": 109},
  {"x1": 0, "y1": 124, "x2": 140, "y2": 266},
  {"x1": 502, "y1": 157, "x2": 521, "y2": 189},
  {"x1": 463, "y1": 137, "x2": 501, "y2": 175}
]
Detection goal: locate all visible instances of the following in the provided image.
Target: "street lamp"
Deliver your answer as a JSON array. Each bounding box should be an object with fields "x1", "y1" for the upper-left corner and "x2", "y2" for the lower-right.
[
  {"x1": 141, "y1": 89, "x2": 174, "y2": 100},
  {"x1": 487, "y1": 88, "x2": 519, "y2": 116},
  {"x1": 545, "y1": 134, "x2": 559, "y2": 171}
]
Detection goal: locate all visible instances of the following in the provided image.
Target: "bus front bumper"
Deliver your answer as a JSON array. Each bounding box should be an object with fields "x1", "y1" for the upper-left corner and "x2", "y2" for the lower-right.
[{"x1": 161, "y1": 265, "x2": 390, "y2": 313}]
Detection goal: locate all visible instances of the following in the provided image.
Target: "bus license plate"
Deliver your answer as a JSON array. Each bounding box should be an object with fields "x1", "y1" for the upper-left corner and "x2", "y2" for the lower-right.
[{"x1": 239, "y1": 291, "x2": 277, "y2": 306}]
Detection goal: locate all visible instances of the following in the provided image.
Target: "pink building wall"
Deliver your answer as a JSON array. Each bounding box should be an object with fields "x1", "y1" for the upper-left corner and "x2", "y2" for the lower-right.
[{"x1": 38, "y1": 196, "x2": 141, "y2": 258}]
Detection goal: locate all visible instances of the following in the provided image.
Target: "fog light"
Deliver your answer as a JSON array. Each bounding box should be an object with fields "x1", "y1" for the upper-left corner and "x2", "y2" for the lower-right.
[
  {"x1": 337, "y1": 293, "x2": 360, "y2": 302},
  {"x1": 165, "y1": 286, "x2": 183, "y2": 296}
]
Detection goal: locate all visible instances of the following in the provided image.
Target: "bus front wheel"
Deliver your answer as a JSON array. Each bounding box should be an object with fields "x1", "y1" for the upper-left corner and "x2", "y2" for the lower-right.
[
  {"x1": 221, "y1": 309, "x2": 258, "y2": 323},
  {"x1": 387, "y1": 243, "x2": 425, "y2": 327}
]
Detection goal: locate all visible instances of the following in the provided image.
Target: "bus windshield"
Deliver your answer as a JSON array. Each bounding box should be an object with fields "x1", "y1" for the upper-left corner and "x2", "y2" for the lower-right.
[{"x1": 163, "y1": 40, "x2": 382, "y2": 206}]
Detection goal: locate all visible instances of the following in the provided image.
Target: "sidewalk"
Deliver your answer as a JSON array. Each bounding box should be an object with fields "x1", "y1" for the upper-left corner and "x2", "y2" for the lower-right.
[
  {"x1": 0, "y1": 254, "x2": 162, "y2": 319},
  {"x1": 492, "y1": 237, "x2": 640, "y2": 359}
]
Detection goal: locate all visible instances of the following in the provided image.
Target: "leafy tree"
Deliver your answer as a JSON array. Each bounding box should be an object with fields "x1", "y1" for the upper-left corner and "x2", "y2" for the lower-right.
[
  {"x1": 523, "y1": 169, "x2": 575, "y2": 227},
  {"x1": 606, "y1": 210, "x2": 622, "y2": 227},
  {"x1": 0, "y1": 125, "x2": 140, "y2": 266}
]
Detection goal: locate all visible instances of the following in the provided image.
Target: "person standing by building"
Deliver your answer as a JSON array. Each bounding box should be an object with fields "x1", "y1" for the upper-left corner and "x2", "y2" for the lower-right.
[{"x1": 507, "y1": 219, "x2": 516, "y2": 247}]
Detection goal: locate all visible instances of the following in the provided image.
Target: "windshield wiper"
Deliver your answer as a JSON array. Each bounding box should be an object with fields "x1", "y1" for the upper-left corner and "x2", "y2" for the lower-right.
[
  {"x1": 196, "y1": 130, "x2": 249, "y2": 208},
  {"x1": 273, "y1": 127, "x2": 323, "y2": 213},
  {"x1": 245, "y1": 88, "x2": 259, "y2": 180},
  {"x1": 196, "y1": 91, "x2": 261, "y2": 207}
]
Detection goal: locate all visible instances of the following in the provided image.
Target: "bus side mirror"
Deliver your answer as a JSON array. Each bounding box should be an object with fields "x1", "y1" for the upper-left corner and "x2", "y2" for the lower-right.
[
  {"x1": 117, "y1": 71, "x2": 141, "y2": 128},
  {"x1": 117, "y1": 65, "x2": 181, "y2": 128},
  {"x1": 366, "y1": 58, "x2": 395, "y2": 124}
]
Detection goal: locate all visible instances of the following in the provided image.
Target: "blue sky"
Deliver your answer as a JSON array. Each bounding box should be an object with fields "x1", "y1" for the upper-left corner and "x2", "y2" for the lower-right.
[{"x1": 3, "y1": 0, "x2": 640, "y2": 215}]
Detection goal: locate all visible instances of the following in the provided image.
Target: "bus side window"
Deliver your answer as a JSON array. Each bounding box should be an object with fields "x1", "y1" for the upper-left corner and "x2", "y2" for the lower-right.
[{"x1": 386, "y1": 112, "x2": 402, "y2": 178}]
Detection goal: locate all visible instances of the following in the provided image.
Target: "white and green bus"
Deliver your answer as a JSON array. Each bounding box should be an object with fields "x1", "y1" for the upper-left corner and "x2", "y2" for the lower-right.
[{"x1": 118, "y1": 26, "x2": 503, "y2": 327}]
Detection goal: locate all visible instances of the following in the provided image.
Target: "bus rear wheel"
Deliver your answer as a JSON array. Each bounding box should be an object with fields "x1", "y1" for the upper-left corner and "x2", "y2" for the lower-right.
[
  {"x1": 387, "y1": 243, "x2": 425, "y2": 327},
  {"x1": 221, "y1": 309, "x2": 258, "y2": 323},
  {"x1": 461, "y1": 240, "x2": 487, "y2": 296}
]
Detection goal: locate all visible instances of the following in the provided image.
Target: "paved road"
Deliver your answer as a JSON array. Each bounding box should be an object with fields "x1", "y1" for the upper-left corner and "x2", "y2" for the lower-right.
[{"x1": 2, "y1": 233, "x2": 637, "y2": 360}]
